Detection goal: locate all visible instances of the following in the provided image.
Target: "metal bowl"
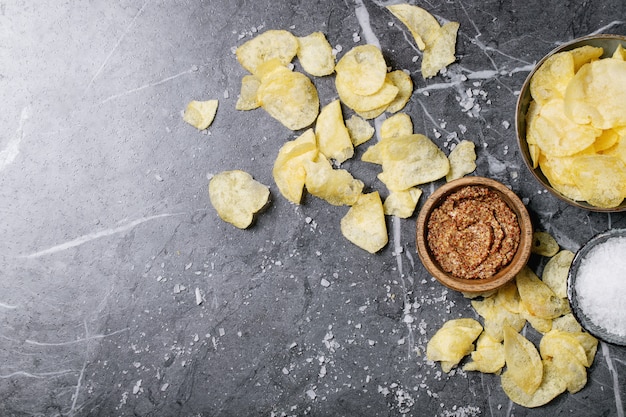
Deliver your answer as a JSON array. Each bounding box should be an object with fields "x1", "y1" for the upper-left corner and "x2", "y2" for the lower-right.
[
  {"x1": 515, "y1": 34, "x2": 626, "y2": 212},
  {"x1": 567, "y1": 228, "x2": 626, "y2": 346},
  {"x1": 415, "y1": 177, "x2": 533, "y2": 294}
]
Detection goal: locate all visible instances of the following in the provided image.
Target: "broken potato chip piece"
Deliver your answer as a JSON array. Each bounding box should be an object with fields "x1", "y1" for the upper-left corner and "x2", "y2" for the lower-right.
[
  {"x1": 345, "y1": 115, "x2": 375, "y2": 147},
  {"x1": 257, "y1": 66, "x2": 320, "y2": 130},
  {"x1": 446, "y1": 140, "x2": 477, "y2": 181},
  {"x1": 426, "y1": 318, "x2": 483, "y2": 373},
  {"x1": 383, "y1": 187, "x2": 422, "y2": 218},
  {"x1": 236, "y1": 29, "x2": 299, "y2": 76},
  {"x1": 380, "y1": 112, "x2": 413, "y2": 140},
  {"x1": 208, "y1": 170, "x2": 270, "y2": 229},
  {"x1": 304, "y1": 157, "x2": 364, "y2": 206},
  {"x1": 272, "y1": 129, "x2": 318, "y2": 204},
  {"x1": 315, "y1": 99, "x2": 354, "y2": 163},
  {"x1": 235, "y1": 75, "x2": 261, "y2": 111},
  {"x1": 463, "y1": 332, "x2": 505, "y2": 374},
  {"x1": 183, "y1": 99, "x2": 218, "y2": 130},
  {"x1": 340, "y1": 192, "x2": 388, "y2": 253}
]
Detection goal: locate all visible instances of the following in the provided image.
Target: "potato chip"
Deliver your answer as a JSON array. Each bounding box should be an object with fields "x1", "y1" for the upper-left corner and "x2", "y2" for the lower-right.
[
  {"x1": 236, "y1": 29, "x2": 299, "y2": 76},
  {"x1": 501, "y1": 357, "x2": 566, "y2": 407},
  {"x1": 531, "y1": 99, "x2": 601, "y2": 157},
  {"x1": 538, "y1": 153, "x2": 585, "y2": 201},
  {"x1": 421, "y1": 21, "x2": 459, "y2": 79},
  {"x1": 272, "y1": 129, "x2": 318, "y2": 204},
  {"x1": 569, "y1": 154, "x2": 626, "y2": 208},
  {"x1": 542, "y1": 249, "x2": 574, "y2": 298},
  {"x1": 564, "y1": 58, "x2": 626, "y2": 129},
  {"x1": 235, "y1": 75, "x2": 261, "y2": 111},
  {"x1": 335, "y1": 44, "x2": 387, "y2": 96},
  {"x1": 297, "y1": 31, "x2": 335, "y2": 77},
  {"x1": 361, "y1": 141, "x2": 384, "y2": 165},
  {"x1": 529, "y1": 51, "x2": 575, "y2": 105},
  {"x1": 383, "y1": 187, "x2": 422, "y2": 218},
  {"x1": 613, "y1": 44, "x2": 626, "y2": 60},
  {"x1": 503, "y1": 323, "x2": 543, "y2": 395},
  {"x1": 551, "y1": 313, "x2": 583, "y2": 334},
  {"x1": 257, "y1": 66, "x2": 320, "y2": 130},
  {"x1": 386, "y1": 70, "x2": 413, "y2": 113},
  {"x1": 340, "y1": 191, "x2": 388, "y2": 253},
  {"x1": 569, "y1": 331, "x2": 598, "y2": 368},
  {"x1": 315, "y1": 100, "x2": 354, "y2": 163},
  {"x1": 183, "y1": 99, "x2": 218, "y2": 130},
  {"x1": 540, "y1": 330, "x2": 589, "y2": 393},
  {"x1": 304, "y1": 157, "x2": 364, "y2": 206},
  {"x1": 463, "y1": 332, "x2": 505, "y2": 374},
  {"x1": 375, "y1": 134, "x2": 450, "y2": 191},
  {"x1": 380, "y1": 113, "x2": 413, "y2": 140},
  {"x1": 601, "y1": 129, "x2": 626, "y2": 164},
  {"x1": 345, "y1": 115, "x2": 375, "y2": 147},
  {"x1": 336, "y1": 74, "x2": 399, "y2": 114},
  {"x1": 516, "y1": 266, "x2": 569, "y2": 319},
  {"x1": 494, "y1": 281, "x2": 522, "y2": 314},
  {"x1": 569, "y1": 45, "x2": 604, "y2": 71},
  {"x1": 471, "y1": 295, "x2": 525, "y2": 342},
  {"x1": 208, "y1": 170, "x2": 270, "y2": 229},
  {"x1": 387, "y1": 4, "x2": 440, "y2": 51},
  {"x1": 426, "y1": 318, "x2": 483, "y2": 373},
  {"x1": 530, "y1": 231, "x2": 560, "y2": 257},
  {"x1": 446, "y1": 140, "x2": 477, "y2": 181},
  {"x1": 519, "y1": 301, "x2": 553, "y2": 334},
  {"x1": 255, "y1": 58, "x2": 289, "y2": 81}
]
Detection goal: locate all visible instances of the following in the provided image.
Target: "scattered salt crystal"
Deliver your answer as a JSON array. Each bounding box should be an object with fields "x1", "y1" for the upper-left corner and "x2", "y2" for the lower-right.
[
  {"x1": 306, "y1": 389, "x2": 317, "y2": 400},
  {"x1": 195, "y1": 287, "x2": 203, "y2": 305},
  {"x1": 223, "y1": 90, "x2": 229, "y2": 99},
  {"x1": 320, "y1": 278, "x2": 331, "y2": 287},
  {"x1": 282, "y1": 367, "x2": 290, "y2": 375},
  {"x1": 132, "y1": 380, "x2": 142, "y2": 395},
  {"x1": 154, "y1": 174, "x2": 163, "y2": 182},
  {"x1": 160, "y1": 383, "x2": 169, "y2": 392},
  {"x1": 502, "y1": 120, "x2": 510, "y2": 129}
]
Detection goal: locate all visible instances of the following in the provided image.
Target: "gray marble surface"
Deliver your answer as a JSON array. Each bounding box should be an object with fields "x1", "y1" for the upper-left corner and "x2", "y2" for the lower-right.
[{"x1": 1, "y1": 1, "x2": 625, "y2": 416}]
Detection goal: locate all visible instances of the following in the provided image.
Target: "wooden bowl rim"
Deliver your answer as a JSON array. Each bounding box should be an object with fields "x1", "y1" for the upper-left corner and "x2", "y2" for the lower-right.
[{"x1": 416, "y1": 177, "x2": 533, "y2": 293}]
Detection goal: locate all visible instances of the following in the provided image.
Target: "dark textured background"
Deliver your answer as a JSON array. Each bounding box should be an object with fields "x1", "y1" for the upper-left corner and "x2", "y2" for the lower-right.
[{"x1": 0, "y1": 1, "x2": 624, "y2": 416}]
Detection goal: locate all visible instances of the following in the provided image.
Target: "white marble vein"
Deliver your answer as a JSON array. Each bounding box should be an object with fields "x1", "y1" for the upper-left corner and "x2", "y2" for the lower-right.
[{"x1": 21, "y1": 212, "x2": 184, "y2": 259}]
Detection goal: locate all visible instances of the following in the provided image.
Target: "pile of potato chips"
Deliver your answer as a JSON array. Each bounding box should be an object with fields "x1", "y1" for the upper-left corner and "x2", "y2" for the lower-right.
[
  {"x1": 426, "y1": 231, "x2": 598, "y2": 408},
  {"x1": 526, "y1": 44, "x2": 626, "y2": 208},
  {"x1": 209, "y1": 7, "x2": 469, "y2": 247}
]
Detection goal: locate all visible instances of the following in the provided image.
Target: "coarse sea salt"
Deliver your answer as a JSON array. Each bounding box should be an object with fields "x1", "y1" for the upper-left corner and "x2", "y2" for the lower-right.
[{"x1": 575, "y1": 236, "x2": 626, "y2": 337}]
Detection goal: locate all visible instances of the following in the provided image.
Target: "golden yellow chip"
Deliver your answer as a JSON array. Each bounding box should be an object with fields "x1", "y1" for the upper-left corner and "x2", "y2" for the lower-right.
[
  {"x1": 542, "y1": 249, "x2": 574, "y2": 298},
  {"x1": 304, "y1": 157, "x2": 364, "y2": 206},
  {"x1": 463, "y1": 333, "x2": 505, "y2": 374},
  {"x1": 515, "y1": 266, "x2": 569, "y2": 319},
  {"x1": 183, "y1": 99, "x2": 218, "y2": 130},
  {"x1": 538, "y1": 153, "x2": 585, "y2": 201},
  {"x1": 235, "y1": 75, "x2": 261, "y2": 111},
  {"x1": 564, "y1": 58, "x2": 626, "y2": 129},
  {"x1": 386, "y1": 70, "x2": 413, "y2": 113},
  {"x1": 297, "y1": 31, "x2": 335, "y2": 77},
  {"x1": 569, "y1": 154, "x2": 626, "y2": 208},
  {"x1": 531, "y1": 231, "x2": 560, "y2": 257},
  {"x1": 375, "y1": 134, "x2": 450, "y2": 191},
  {"x1": 421, "y1": 22, "x2": 459, "y2": 79},
  {"x1": 380, "y1": 113, "x2": 413, "y2": 140},
  {"x1": 315, "y1": 99, "x2": 354, "y2": 163},
  {"x1": 531, "y1": 99, "x2": 601, "y2": 157},
  {"x1": 519, "y1": 301, "x2": 553, "y2": 334},
  {"x1": 501, "y1": 357, "x2": 567, "y2": 408},
  {"x1": 257, "y1": 66, "x2": 320, "y2": 131},
  {"x1": 551, "y1": 313, "x2": 583, "y2": 334},
  {"x1": 530, "y1": 51, "x2": 575, "y2": 105},
  {"x1": 426, "y1": 318, "x2": 483, "y2": 373},
  {"x1": 446, "y1": 140, "x2": 477, "y2": 181},
  {"x1": 340, "y1": 191, "x2": 388, "y2": 253},
  {"x1": 387, "y1": 4, "x2": 441, "y2": 51},
  {"x1": 612, "y1": 44, "x2": 626, "y2": 60},
  {"x1": 272, "y1": 129, "x2": 318, "y2": 204},
  {"x1": 601, "y1": 129, "x2": 626, "y2": 164},
  {"x1": 335, "y1": 44, "x2": 388, "y2": 96},
  {"x1": 569, "y1": 45, "x2": 604, "y2": 71},
  {"x1": 208, "y1": 170, "x2": 270, "y2": 229},
  {"x1": 540, "y1": 330, "x2": 588, "y2": 368},
  {"x1": 503, "y1": 323, "x2": 543, "y2": 395},
  {"x1": 494, "y1": 281, "x2": 522, "y2": 314},
  {"x1": 569, "y1": 331, "x2": 598, "y2": 368},
  {"x1": 361, "y1": 141, "x2": 384, "y2": 165},
  {"x1": 336, "y1": 74, "x2": 399, "y2": 114},
  {"x1": 383, "y1": 187, "x2": 422, "y2": 218},
  {"x1": 345, "y1": 115, "x2": 375, "y2": 147},
  {"x1": 471, "y1": 295, "x2": 525, "y2": 342},
  {"x1": 236, "y1": 29, "x2": 299, "y2": 75}
]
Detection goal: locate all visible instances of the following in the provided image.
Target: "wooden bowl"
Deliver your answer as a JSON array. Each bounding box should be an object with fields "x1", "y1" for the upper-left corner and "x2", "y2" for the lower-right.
[
  {"x1": 515, "y1": 34, "x2": 626, "y2": 212},
  {"x1": 416, "y1": 177, "x2": 533, "y2": 293}
]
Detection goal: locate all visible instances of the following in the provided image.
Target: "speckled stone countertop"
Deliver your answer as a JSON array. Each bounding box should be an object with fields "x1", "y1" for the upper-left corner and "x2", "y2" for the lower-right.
[{"x1": 1, "y1": 1, "x2": 625, "y2": 416}]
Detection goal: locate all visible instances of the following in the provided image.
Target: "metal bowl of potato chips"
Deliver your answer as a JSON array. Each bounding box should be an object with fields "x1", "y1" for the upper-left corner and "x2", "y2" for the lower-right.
[{"x1": 516, "y1": 34, "x2": 626, "y2": 212}]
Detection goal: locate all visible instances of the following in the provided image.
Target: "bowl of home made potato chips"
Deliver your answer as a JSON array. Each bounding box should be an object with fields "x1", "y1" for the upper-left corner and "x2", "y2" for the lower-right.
[{"x1": 516, "y1": 34, "x2": 626, "y2": 212}]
